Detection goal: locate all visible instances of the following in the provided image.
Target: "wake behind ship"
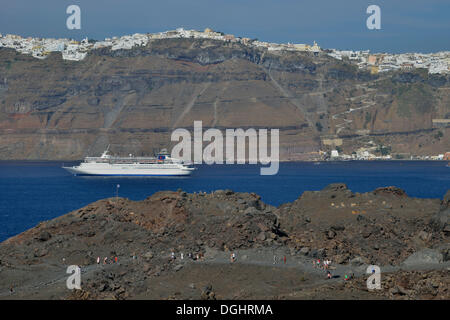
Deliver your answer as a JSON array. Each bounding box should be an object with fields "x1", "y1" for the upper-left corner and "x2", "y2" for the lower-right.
[{"x1": 63, "y1": 148, "x2": 195, "y2": 176}]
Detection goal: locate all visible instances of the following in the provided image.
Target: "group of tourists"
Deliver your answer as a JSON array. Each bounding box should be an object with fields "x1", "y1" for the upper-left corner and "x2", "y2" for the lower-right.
[
  {"x1": 171, "y1": 251, "x2": 204, "y2": 261},
  {"x1": 344, "y1": 273, "x2": 355, "y2": 281},
  {"x1": 272, "y1": 255, "x2": 288, "y2": 264},
  {"x1": 314, "y1": 259, "x2": 332, "y2": 270},
  {"x1": 312, "y1": 259, "x2": 335, "y2": 280},
  {"x1": 97, "y1": 256, "x2": 118, "y2": 264}
]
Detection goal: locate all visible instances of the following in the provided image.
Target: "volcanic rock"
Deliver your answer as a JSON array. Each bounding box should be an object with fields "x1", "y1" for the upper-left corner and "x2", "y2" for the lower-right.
[
  {"x1": 0, "y1": 186, "x2": 448, "y2": 300},
  {"x1": 403, "y1": 249, "x2": 443, "y2": 266}
]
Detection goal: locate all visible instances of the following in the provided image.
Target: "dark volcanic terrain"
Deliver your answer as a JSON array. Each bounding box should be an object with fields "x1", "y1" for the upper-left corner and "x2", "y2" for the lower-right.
[
  {"x1": 0, "y1": 38, "x2": 449, "y2": 160},
  {"x1": 0, "y1": 184, "x2": 448, "y2": 300}
]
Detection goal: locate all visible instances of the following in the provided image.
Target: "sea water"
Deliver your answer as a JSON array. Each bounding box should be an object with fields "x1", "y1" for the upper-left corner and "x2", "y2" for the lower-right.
[{"x1": 0, "y1": 161, "x2": 448, "y2": 241}]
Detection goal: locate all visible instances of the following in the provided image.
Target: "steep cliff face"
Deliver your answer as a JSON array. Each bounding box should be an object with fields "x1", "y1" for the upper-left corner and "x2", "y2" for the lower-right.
[{"x1": 0, "y1": 38, "x2": 448, "y2": 160}]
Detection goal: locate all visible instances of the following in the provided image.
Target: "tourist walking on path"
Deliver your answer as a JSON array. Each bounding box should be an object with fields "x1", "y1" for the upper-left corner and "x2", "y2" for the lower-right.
[{"x1": 315, "y1": 259, "x2": 321, "y2": 269}]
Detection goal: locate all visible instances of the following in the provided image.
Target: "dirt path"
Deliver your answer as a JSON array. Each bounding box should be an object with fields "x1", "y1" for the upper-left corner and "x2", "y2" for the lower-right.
[
  {"x1": 265, "y1": 66, "x2": 317, "y2": 130},
  {"x1": 1, "y1": 247, "x2": 448, "y2": 299},
  {"x1": 210, "y1": 82, "x2": 229, "y2": 128},
  {"x1": 172, "y1": 83, "x2": 211, "y2": 129}
]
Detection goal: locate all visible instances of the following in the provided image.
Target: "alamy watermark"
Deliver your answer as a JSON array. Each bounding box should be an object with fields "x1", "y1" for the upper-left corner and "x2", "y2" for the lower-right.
[
  {"x1": 66, "y1": 5, "x2": 81, "y2": 30},
  {"x1": 66, "y1": 265, "x2": 81, "y2": 290},
  {"x1": 366, "y1": 5, "x2": 381, "y2": 30},
  {"x1": 366, "y1": 265, "x2": 381, "y2": 290},
  {"x1": 171, "y1": 121, "x2": 279, "y2": 175}
]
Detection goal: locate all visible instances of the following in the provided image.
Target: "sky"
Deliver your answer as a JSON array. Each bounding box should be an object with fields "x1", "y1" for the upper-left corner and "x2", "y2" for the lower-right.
[{"x1": 0, "y1": 0, "x2": 449, "y2": 53}]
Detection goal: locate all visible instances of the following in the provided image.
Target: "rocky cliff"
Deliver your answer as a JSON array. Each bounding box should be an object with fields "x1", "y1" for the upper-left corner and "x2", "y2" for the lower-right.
[
  {"x1": 0, "y1": 38, "x2": 448, "y2": 160},
  {"x1": 0, "y1": 186, "x2": 448, "y2": 299}
]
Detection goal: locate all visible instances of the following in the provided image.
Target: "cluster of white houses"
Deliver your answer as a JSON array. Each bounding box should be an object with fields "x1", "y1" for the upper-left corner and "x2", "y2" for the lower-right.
[
  {"x1": 0, "y1": 28, "x2": 449, "y2": 74},
  {"x1": 0, "y1": 32, "x2": 149, "y2": 61},
  {"x1": 0, "y1": 28, "x2": 321, "y2": 61},
  {"x1": 329, "y1": 148, "x2": 448, "y2": 161},
  {"x1": 327, "y1": 49, "x2": 450, "y2": 74}
]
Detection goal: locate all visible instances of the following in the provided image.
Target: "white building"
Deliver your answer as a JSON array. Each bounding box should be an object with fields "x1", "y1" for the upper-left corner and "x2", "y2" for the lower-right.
[{"x1": 331, "y1": 150, "x2": 339, "y2": 158}]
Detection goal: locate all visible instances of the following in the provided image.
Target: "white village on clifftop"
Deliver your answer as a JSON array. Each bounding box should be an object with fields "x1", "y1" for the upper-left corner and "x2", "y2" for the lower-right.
[{"x1": 0, "y1": 28, "x2": 449, "y2": 74}]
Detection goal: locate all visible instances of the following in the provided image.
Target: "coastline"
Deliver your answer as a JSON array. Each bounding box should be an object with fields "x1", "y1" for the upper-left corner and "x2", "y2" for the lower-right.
[{"x1": 0, "y1": 159, "x2": 448, "y2": 163}]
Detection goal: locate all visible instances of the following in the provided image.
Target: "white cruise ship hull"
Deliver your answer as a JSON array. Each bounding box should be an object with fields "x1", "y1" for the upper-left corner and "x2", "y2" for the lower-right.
[{"x1": 63, "y1": 163, "x2": 194, "y2": 176}]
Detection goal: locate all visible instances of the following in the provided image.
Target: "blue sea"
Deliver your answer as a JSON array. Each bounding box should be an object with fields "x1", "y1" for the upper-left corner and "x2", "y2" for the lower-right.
[{"x1": 0, "y1": 161, "x2": 449, "y2": 242}]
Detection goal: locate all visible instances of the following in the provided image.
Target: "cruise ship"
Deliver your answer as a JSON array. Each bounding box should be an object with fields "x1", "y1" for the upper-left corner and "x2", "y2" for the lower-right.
[{"x1": 63, "y1": 148, "x2": 195, "y2": 176}]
